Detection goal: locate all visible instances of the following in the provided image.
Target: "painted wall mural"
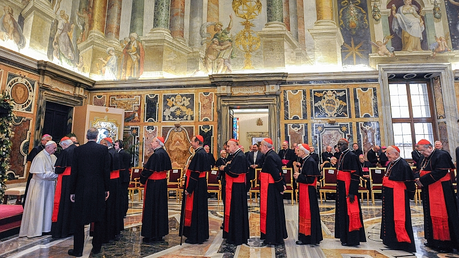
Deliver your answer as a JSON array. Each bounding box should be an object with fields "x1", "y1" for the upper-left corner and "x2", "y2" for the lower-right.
[
  {"x1": 123, "y1": 126, "x2": 140, "y2": 167},
  {"x1": 312, "y1": 89, "x2": 349, "y2": 118},
  {"x1": 6, "y1": 73, "x2": 35, "y2": 113},
  {"x1": 162, "y1": 93, "x2": 194, "y2": 121},
  {"x1": 109, "y1": 95, "x2": 141, "y2": 123},
  {"x1": 283, "y1": 90, "x2": 307, "y2": 120},
  {"x1": 357, "y1": 121, "x2": 380, "y2": 155},
  {"x1": 284, "y1": 123, "x2": 308, "y2": 146},
  {"x1": 338, "y1": 0, "x2": 371, "y2": 66},
  {"x1": 354, "y1": 87, "x2": 378, "y2": 118},
  {"x1": 145, "y1": 94, "x2": 159, "y2": 123},
  {"x1": 198, "y1": 92, "x2": 214, "y2": 121},
  {"x1": 143, "y1": 125, "x2": 158, "y2": 163},
  {"x1": 313, "y1": 122, "x2": 353, "y2": 154},
  {"x1": 164, "y1": 125, "x2": 193, "y2": 169},
  {"x1": 0, "y1": 0, "x2": 457, "y2": 78}
]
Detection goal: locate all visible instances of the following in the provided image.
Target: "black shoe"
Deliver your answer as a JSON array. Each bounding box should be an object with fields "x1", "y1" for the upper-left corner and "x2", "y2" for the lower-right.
[
  {"x1": 68, "y1": 249, "x2": 82, "y2": 257},
  {"x1": 185, "y1": 239, "x2": 196, "y2": 244},
  {"x1": 342, "y1": 242, "x2": 358, "y2": 247},
  {"x1": 438, "y1": 248, "x2": 453, "y2": 253},
  {"x1": 91, "y1": 248, "x2": 101, "y2": 254},
  {"x1": 296, "y1": 240, "x2": 305, "y2": 245}
]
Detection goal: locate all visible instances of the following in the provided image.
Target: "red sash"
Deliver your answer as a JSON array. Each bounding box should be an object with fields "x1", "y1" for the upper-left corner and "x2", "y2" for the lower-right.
[
  {"x1": 382, "y1": 177, "x2": 411, "y2": 243},
  {"x1": 298, "y1": 178, "x2": 317, "y2": 236},
  {"x1": 281, "y1": 159, "x2": 289, "y2": 165},
  {"x1": 52, "y1": 167, "x2": 71, "y2": 222},
  {"x1": 420, "y1": 170, "x2": 451, "y2": 241},
  {"x1": 184, "y1": 169, "x2": 206, "y2": 227},
  {"x1": 336, "y1": 170, "x2": 362, "y2": 232},
  {"x1": 148, "y1": 171, "x2": 167, "y2": 180},
  {"x1": 110, "y1": 170, "x2": 120, "y2": 179},
  {"x1": 260, "y1": 172, "x2": 275, "y2": 234},
  {"x1": 224, "y1": 174, "x2": 246, "y2": 232}
]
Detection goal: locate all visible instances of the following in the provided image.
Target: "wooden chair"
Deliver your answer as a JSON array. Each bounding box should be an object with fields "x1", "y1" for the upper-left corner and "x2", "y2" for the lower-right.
[
  {"x1": 167, "y1": 168, "x2": 182, "y2": 202},
  {"x1": 450, "y1": 169, "x2": 457, "y2": 194},
  {"x1": 282, "y1": 168, "x2": 295, "y2": 205},
  {"x1": 358, "y1": 178, "x2": 370, "y2": 205},
  {"x1": 128, "y1": 168, "x2": 143, "y2": 201},
  {"x1": 319, "y1": 168, "x2": 337, "y2": 204},
  {"x1": 249, "y1": 168, "x2": 261, "y2": 202},
  {"x1": 207, "y1": 169, "x2": 221, "y2": 204},
  {"x1": 369, "y1": 167, "x2": 385, "y2": 204}
]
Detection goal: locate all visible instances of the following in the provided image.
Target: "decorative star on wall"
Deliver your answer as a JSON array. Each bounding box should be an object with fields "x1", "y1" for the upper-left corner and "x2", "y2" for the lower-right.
[{"x1": 343, "y1": 37, "x2": 364, "y2": 65}]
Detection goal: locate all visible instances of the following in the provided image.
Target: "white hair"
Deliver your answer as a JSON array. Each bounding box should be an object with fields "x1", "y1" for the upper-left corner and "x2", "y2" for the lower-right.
[
  {"x1": 45, "y1": 140, "x2": 56, "y2": 146},
  {"x1": 262, "y1": 140, "x2": 272, "y2": 149},
  {"x1": 60, "y1": 139, "x2": 73, "y2": 148}
]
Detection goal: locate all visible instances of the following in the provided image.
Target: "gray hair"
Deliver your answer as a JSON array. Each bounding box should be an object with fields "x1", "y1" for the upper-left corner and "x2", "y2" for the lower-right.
[
  {"x1": 261, "y1": 140, "x2": 273, "y2": 149},
  {"x1": 60, "y1": 139, "x2": 73, "y2": 148},
  {"x1": 87, "y1": 127, "x2": 99, "y2": 140}
]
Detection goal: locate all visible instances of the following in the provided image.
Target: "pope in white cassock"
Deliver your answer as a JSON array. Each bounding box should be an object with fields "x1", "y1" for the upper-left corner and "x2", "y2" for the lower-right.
[{"x1": 19, "y1": 141, "x2": 58, "y2": 238}]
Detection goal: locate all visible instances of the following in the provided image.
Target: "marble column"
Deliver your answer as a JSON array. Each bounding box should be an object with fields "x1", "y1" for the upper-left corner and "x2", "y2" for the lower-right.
[
  {"x1": 142, "y1": 0, "x2": 191, "y2": 78},
  {"x1": 189, "y1": 0, "x2": 204, "y2": 49},
  {"x1": 105, "y1": 0, "x2": 122, "y2": 42},
  {"x1": 170, "y1": 0, "x2": 186, "y2": 41},
  {"x1": 153, "y1": 0, "x2": 171, "y2": 30},
  {"x1": 130, "y1": 0, "x2": 145, "y2": 36},
  {"x1": 296, "y1": 0, "x2": 305, "y2": 49},
  {"x1": 308, "y1": 0, "x2": 343, "y2": 66},
  {"x1": 283, "y1": 0, "x2": 290, "y2": 31},
  {"x1": 89, "y1": 0, "x2": 108, "y2": 36},
  {"x1": 207, "y1": 0, "x2": 219, "y2": 34},
  {"x1": 21, "y1": 0, "x2": 55, "y2": 50},
  {"x1": 267, "y1": 0, "x2": 283, "y2": 23}
]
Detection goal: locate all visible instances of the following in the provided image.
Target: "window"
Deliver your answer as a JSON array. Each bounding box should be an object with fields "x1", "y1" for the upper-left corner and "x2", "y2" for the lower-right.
[{"x1": 389, "y1": 82, "x2": 436, "y2": 158}]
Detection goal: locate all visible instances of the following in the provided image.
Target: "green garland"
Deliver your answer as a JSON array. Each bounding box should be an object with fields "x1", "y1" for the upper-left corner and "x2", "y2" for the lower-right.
[{"x1": 0, "y1": 91, "x2": 14, "y2": 200}]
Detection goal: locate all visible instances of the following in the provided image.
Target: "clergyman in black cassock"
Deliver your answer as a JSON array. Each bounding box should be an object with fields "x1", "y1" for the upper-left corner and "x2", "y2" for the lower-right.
[
  {"x1": 259, "y1": 138, "x2": 288, "y2": 245},
  {"x1": 180, "y1": 135, "x2": 210, "y2": 244},
  {"x1": 140, "y1": 136, "x2": 172, "y2": 242},
  {"x1": 334, "y1": 139, "x2": 366, "y2": 246},
  {"x1": 115, "y1": 139, "x2": 131, "y2": 217},
  {"x1": 416, "y1": 139, "x2": 459, "y2": 253},
  {"x1": 221, "y1": 139, "x2": 249, "y2": 245},
  {"x1": 294, "y1": 144, "x2": 322, "y2": 245},
  {"x1": 68, "y1": 128, "x2": 110, "y2": 256},
  {"x1": 51, "y1": 137, "x2": 76, "y2": 238},
  {"x1": 380, "y1": 146, "x2": 416, "y2": 252},
  {"x1": 246, "y1": 144, "x2": 263, "y2": 191},
  {"x1": 278, "y1": 141, "x2": 296, "y2": 168},
  {"x1": 100, "y1": 138, "x2": 123, "y2": 243}
]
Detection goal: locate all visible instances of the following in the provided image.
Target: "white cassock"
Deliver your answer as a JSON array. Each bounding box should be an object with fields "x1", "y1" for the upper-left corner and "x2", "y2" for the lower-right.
[{"x1": 19, "y1": 149, "x2": 57, "y2": 237}]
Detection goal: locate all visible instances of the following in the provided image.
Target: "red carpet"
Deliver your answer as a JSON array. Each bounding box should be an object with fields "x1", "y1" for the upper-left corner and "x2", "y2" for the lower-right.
[{"x1": 0, "y1": 205, "x2": 23, "y2": 239}]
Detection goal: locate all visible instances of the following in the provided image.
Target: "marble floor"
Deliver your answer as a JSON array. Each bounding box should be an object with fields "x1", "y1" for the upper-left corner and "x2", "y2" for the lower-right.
[{"x1": 1, "y1": 193, "x2": 459, "y2": 258}]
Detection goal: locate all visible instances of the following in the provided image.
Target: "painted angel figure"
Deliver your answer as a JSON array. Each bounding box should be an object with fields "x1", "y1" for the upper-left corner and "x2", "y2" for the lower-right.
[
  {"x1": 430, "y1": 36, "x2": 451, "y2": 57},
  {"x1": 371, "y1": 35, "x2": 395, "y2": 57}
]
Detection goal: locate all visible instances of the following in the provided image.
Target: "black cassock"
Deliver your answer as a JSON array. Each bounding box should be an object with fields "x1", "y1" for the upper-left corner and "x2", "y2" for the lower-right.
[
  {"x1": 70, "y1": 141, "x2": 110, "y2": 254},
  {"x1": 260, "y1": 149, "x2": 287, "y2": 245},
  {"x1": 335, "y1": 149, "x2": 366, "y2": 246},
  {"x1": 119, "y1": 149, "x2": 131, "y2": 216},
  {"x1": 418, "y1": 149, "x2": 459, "y2": 251},
  {"x1": 140, "y1": 147, "x2": 172, "y2": 240},
  {"x1": 180, "y1": 147, "x2": 210, "y2": 244},
  {"x1": 380, "y1": 158, "x2": 415, "y2": 252},
  {"x1": 296, "y1": 155, "x2": 322, "y2": 245},
  {"x1": 51, "y1": 144, "x2": 77, "y2": 238},
  {"x1": 101, "y1": 147, "x2": 122, "y2": 243},
  {"x1": 223, "y1": 149, "x2": 249, "y2": 245}
]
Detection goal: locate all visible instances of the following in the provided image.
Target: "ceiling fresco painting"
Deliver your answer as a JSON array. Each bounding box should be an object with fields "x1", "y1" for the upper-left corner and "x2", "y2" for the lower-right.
[{"x1": 1, "y1": 0, "x2": 458, "y2": 80}]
